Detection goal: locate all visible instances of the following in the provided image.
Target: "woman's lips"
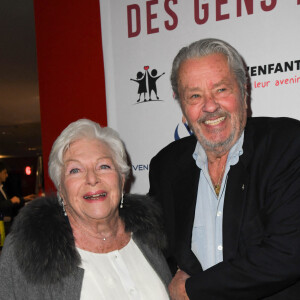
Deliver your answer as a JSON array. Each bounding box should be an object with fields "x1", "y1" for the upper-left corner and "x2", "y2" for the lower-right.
[{"x1": 83, "y1": 191, "x2": 107, "y2": 200}]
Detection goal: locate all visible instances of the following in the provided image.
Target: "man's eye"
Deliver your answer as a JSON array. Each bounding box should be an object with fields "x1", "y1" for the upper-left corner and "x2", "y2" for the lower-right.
[
  {"x1": 70, "y1": 168, "x2": 80, "y2": 174},
  {"x1": 218, "y1": 88, "x2": 226, "y2": 92},
  {"x1": 185, "y1": 94, "x2": 202, "y2": 105}
]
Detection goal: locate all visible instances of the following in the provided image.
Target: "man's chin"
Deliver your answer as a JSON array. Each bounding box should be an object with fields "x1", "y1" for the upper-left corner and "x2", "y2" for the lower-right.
[{"x1": 196, "y1": 133, "x2": 235, "y2": 154}]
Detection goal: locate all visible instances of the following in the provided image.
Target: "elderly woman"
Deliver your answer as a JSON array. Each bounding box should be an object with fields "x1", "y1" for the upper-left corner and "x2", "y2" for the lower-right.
[{"x1": 0, "y1": 119, "x2": 171, "y2": 299}]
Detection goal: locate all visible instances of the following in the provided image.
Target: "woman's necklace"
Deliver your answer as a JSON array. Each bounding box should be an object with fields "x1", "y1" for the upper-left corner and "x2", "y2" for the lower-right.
[{"x1": 213, "y1": 163, "x2": 225, "y2": 197}]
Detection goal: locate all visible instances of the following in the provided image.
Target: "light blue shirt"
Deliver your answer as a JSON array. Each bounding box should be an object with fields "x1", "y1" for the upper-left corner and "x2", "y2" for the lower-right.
[{"x1": 191, "y1": 133, "x2": 244, "y2": 271}]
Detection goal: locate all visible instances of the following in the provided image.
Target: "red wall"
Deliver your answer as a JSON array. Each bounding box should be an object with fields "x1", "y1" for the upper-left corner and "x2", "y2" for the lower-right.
[{"x1": 33, "y1": 0, "x2": 107, "y2": 192}]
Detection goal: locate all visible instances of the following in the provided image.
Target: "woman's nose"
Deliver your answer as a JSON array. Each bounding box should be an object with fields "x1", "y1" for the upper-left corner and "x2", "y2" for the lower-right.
[{"x1": 86, "y1": 169, "x2": 99, "y2": 186}]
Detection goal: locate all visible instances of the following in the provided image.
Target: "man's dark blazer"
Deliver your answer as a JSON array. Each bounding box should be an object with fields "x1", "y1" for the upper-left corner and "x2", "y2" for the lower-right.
[
  {"x1": 149, "y1": 117, "x2": 300, "y2": 299},
  {"x1": 0, "y1": 186, "x2": 24, "y2": 221},
  {"x1": 0, "y1": 186, "x2": 13, "y2": 216}
]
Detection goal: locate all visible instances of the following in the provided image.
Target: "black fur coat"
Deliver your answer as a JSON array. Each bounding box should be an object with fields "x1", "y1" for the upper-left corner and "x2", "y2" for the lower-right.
[{"x1": 0, "y1": 194, "x2": 171, "y2": 299}]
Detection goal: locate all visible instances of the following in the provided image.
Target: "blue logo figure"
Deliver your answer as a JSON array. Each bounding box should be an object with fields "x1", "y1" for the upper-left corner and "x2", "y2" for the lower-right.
[{"x1": 174, "y1": 117, "x2": 193, "y2": 140}]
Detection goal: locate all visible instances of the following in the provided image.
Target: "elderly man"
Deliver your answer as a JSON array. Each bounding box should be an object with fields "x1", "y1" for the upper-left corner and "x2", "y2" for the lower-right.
[{"x1": 149, "y1": 38, "x2": 300, "y2": 299}]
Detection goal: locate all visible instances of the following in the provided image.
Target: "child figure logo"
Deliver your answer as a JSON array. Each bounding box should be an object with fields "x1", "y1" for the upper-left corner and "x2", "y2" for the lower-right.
[{"x1": 130, "y1": 66, "x2": 165, "y2": 103}]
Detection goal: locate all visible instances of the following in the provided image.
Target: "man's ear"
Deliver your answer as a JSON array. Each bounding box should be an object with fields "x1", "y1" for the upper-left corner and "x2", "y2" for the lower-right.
[{"x1": 244, "y1": 85, "x2": 248, "y2": 109}]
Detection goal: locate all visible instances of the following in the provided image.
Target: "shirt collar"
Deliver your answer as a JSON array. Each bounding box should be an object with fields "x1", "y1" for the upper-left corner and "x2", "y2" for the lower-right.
[{"x1": 193, "y1": 132, "x2": 244, "y2": 169}]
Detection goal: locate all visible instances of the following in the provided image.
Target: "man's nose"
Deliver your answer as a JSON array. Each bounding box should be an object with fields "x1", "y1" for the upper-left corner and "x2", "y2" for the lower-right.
[{"x1": 202, "y1": 94, "x2": 220, "y2": 112}]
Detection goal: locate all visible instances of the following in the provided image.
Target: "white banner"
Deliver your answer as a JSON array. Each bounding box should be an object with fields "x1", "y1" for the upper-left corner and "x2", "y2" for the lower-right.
[{"x1": 100, "y1": 0, "x2": 300, "y2": 193}]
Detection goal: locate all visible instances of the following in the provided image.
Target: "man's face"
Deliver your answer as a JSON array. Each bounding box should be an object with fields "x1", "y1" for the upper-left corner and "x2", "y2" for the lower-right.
[
  {"x1": 0, "y1": 169, "x2": 8, "y2": 184},
  {"x1": 178, "y1": 53, "x2": 247, "y2": 156}
]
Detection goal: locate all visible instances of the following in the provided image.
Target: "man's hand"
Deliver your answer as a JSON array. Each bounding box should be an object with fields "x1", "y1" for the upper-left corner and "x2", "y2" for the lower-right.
[
  {"x1": 169, "y1": 269, "x2": 190, "y2": 300},
  {"x1": 24, "y1": 194, "x2": 36, "y2": 201},
  {"x1": 10, "y1": 196, "x2": 21, "y2": 204}
]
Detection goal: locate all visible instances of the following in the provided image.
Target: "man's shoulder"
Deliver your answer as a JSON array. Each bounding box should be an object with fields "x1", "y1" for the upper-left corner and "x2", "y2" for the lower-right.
[
  {"x1": 244, "y1": 117, "x2": 300, "y2": 160},
  {"x1": 247, "y1": 116, "x2": 300, "y2": 128},
  {"x1": 246, "y1": 117, "x2": 300, "y2": 140}
]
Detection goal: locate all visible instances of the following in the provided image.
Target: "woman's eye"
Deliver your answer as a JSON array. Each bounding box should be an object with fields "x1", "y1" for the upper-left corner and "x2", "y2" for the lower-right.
[
  {"x1": 218, "y1": 88, "x2": 226, "y2": 92},
  {"x1": 191, "y1": 94, "x2": 200, "y2": 99},
  {"x1": 100, "y1": 164, "x2": 111, "y2": 170},
  {"x1": 69, "y1": 168, "x2": 80, "y2": 174}
]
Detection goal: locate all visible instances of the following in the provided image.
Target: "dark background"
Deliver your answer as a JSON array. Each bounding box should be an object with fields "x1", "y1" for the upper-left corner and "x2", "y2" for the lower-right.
[{"x1": 0, "y1": 0, "x2": 41, "y2": 197}]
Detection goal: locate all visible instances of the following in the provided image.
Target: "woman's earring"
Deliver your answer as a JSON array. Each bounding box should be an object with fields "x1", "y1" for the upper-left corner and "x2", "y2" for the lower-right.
[
  {"x1": 120, "y1": 193, "x2": 124, "y2": 209},
  {"x1": 58, "y1": 195, "x2": 67, "y2": 216}
]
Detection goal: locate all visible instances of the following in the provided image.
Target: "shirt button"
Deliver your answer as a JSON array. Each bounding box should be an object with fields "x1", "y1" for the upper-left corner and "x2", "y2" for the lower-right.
[
  {"x1": 217, "y1": 245, "x2": 223, "y2": 251},
  {"x1": 217, "y1": 211, "x2": 222, "y2": 217},
  {"x1": 106, "y1": 277, "x2": 114, "y2": 285}
]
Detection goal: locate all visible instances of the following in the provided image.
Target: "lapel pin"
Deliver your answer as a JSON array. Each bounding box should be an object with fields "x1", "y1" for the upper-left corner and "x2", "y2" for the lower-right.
[{"x1": 242, "y1": 184, "x2": 245, "y2": 190}]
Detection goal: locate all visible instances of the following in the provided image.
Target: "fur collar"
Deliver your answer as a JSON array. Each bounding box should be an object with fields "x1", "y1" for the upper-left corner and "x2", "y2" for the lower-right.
[{"x1": 10, "y1": 193, "x2": 166, "y2": 284}]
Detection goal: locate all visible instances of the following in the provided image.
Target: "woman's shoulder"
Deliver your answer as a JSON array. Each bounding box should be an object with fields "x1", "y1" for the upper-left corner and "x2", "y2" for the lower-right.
[
  {"x1": 120, "y1": 194, "x2": 167, "y2": 251},
  {"x1": 8, "y1": 194, "x2": 80, "y2": 285},
  {"x1": 11, "y1": 195, "x2": 65, "y2": 241}
]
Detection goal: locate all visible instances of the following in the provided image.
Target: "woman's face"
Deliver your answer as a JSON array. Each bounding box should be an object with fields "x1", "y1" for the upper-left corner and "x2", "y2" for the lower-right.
[{"x1": 59, "y1": 138, "x2": 124, "y2": 225}]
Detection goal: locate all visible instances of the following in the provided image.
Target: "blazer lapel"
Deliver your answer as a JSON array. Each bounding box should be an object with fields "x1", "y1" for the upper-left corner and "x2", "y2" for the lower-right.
[
  {"x1": 223, "y1": 124, "x2": 254, "y2": 261},
  {"x1": 172, "y1": 151, "x2": 203, "y2": 275},
  {"x1": 223, "y1": 161, "x2": 249, "y2": 261}
]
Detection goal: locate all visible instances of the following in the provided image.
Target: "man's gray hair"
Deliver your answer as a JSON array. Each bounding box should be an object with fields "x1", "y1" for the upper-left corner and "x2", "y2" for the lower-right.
[
  {"x1": 48, "y1": 119, "x2": 130, "y2": 189},
  {"x1": 171, "y1": 38, "x2": 248, "y2": 101}
]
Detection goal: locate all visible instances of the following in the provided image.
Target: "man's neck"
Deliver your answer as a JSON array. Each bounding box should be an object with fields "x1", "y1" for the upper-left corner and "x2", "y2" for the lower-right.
[
  {"x1": 206, "y1": 152, "x2": 229, "y2": 195},
  {"x1": 206, "y1": 149, "x2": 229, "y2": 164}
]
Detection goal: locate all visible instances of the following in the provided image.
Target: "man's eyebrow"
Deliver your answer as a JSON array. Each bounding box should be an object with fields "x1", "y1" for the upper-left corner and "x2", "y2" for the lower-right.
[
  {"x1": 212, "y1": 79, "x2": 233, "y2": 88},
  {"x1": 184, "y1": 87, "x2": 202, "y2": 92},
  {"x1": 180, "y1": 86, "x2": 202, "y2": 96}
]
